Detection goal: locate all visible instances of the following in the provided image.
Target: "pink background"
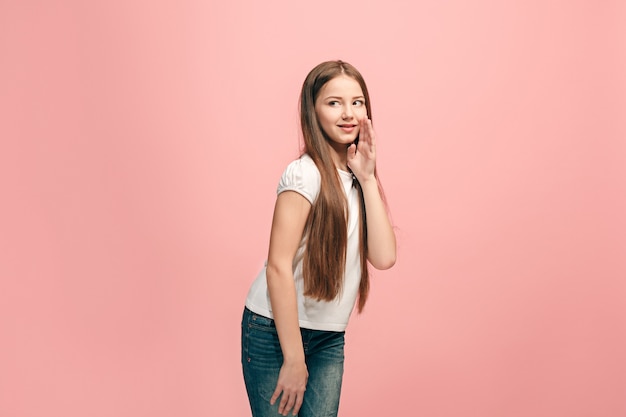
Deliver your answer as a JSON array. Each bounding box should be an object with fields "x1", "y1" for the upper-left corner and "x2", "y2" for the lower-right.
[{"x1": 1, "y1": 1, "x2": 625, "y2": 416}]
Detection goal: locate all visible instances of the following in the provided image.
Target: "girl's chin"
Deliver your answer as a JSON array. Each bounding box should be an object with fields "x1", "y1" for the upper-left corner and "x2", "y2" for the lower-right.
[
  {"x1": 331, "y1": 135, "x2": 357, "y2": 144},
  {"x1": 327, "y1": 139, "x2": 355, "y2": 149}
]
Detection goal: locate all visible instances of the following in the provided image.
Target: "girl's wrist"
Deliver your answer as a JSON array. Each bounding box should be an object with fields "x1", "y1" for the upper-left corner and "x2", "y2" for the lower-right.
[
  {"x1": 283, "y1": 352, "x2": 305, "y2": 364},
  {"x1": 357, "y1": 175, "x2": 377, "y2": 187}
]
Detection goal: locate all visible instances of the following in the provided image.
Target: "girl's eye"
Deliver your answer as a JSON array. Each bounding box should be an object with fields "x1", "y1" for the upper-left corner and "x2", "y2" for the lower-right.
[
  {"x1": 353, "y1": 100, "x2": 364, "y2": 106},
  {"x1": 328, "y1": 101, "x2": 340, "y2": 106}
]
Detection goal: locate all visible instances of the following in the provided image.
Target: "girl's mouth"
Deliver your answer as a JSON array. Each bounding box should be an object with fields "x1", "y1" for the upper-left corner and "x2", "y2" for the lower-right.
[{"x1": 338, "y1": 124, "x2": 357, "y2": 133}]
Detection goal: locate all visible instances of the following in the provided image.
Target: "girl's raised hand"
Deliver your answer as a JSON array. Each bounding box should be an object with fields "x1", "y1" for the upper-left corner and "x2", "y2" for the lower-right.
[{"x1": 347, "y1": 117, "x2": 377, "y2": 183}]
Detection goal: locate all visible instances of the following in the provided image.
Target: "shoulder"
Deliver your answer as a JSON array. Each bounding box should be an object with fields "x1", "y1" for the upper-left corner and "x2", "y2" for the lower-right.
[
  {"x1": 277, "y1": 154, "x2": 321, "y2": 204},
  {"x1": 294, "y1": 154, "x2": 320, "y2": 176}
]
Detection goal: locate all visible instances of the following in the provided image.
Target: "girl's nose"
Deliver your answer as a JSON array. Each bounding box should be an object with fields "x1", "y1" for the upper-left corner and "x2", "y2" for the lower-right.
[{"x1": 342, "y1": 106, "x2": 354, "y2": 119}]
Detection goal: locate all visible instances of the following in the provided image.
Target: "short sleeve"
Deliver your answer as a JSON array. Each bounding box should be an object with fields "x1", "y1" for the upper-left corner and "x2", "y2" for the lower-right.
[{"x1": 277, "y1": 155, "x2": 321, "y2": 204}]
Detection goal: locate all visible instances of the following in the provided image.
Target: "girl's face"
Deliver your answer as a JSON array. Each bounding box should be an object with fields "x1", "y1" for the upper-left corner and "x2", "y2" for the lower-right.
[{"x1": 315, "y1": 75, "x2": 367, "y2": 149}]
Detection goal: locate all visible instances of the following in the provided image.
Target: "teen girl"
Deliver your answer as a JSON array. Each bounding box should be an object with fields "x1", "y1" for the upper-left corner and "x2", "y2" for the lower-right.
[{"x1": 242, "y1": 60, "x2": 396, "y2": 417}]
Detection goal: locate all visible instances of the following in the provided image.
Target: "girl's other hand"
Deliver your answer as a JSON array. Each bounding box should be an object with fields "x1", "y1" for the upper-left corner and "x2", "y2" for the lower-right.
[{"x1": 270, "y1": 360, "x2": 308, "y2": 416}]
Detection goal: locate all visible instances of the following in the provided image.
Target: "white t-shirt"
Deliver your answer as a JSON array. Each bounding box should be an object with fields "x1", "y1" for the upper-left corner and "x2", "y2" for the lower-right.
[{"x1": 245, "y1": 154, "x2": 362, "y2": 332}]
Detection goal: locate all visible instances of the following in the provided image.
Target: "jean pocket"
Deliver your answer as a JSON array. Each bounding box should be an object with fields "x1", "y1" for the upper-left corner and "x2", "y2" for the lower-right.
[{"x1": 245, "y1": 309, "x2": 277, "y2": 333}]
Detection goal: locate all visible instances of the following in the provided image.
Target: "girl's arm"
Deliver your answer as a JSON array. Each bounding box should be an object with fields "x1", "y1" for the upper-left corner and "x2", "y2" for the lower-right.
[
  {"x1": 359, "y1": 176, "x2": 396, "y2": 269},
  {"x1": 348, "y1": 117, "x2": 397, "y2": 270},
  {"x1": 266, "y1": 190, "x2": 311, "y2": 416}
]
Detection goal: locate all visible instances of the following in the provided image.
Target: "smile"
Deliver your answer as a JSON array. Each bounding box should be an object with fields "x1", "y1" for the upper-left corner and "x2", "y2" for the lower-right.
[{"x1": 338, "y1": 124, "x2": 357, "y2": 133}]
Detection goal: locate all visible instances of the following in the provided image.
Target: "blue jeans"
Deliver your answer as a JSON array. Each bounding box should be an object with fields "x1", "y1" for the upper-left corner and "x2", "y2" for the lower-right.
[{"x1": 241, "y1": 307, "x2": 345, "y2": 417}]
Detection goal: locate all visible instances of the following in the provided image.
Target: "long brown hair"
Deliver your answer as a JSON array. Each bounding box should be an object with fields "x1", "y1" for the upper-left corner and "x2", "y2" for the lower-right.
[{"x1": 299, "y1": 60, "x2": 373, "y2": 313}]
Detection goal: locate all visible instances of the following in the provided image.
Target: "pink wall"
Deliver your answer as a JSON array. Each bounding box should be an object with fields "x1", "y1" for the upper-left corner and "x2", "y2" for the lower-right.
[{"x1": 1, "y1": 1, "x2": 625, "y2": 416}]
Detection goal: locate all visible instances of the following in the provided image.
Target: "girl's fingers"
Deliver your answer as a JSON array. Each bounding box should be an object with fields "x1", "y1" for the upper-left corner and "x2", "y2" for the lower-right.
[
  {"x1": 292, "y1": 393, "x2": 304, "y2": 415},
  {"x1": 281, "y1": 393, "x2": 295, "y2": 415},
  {"x1": 367, "y1": 119, "x2": 376, "y2": 147},
  {"x1": 357, "y1": 118, "x2": 376, "y2": 157},
  {"x1": 270, "y1": 387, "x2": 281, "y2": 405},
  {"x1": 347, "y1": 143, "x2": 356, "y2": 160},
  {"x1": 360, "y1": 118, "x2": 370, "y2": 144}
]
